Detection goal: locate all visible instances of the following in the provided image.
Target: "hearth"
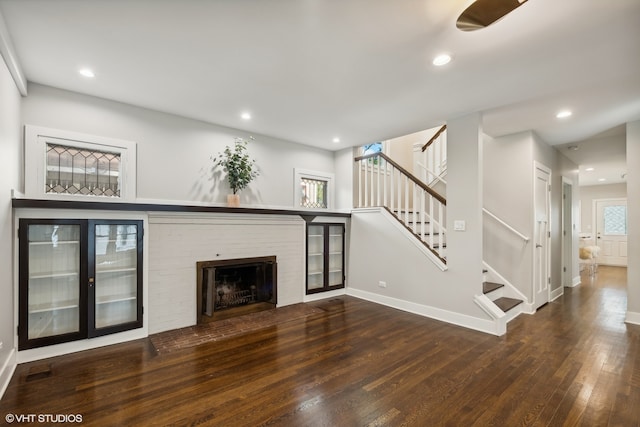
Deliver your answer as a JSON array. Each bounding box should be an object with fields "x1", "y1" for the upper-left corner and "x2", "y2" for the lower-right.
[{"x1": 196, "y1": 256, "x2": 277, "y2": 322}]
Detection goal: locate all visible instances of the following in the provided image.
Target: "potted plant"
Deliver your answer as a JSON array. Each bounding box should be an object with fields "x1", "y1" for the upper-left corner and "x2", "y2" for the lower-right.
[{"x1": 212, "y1": 136, "x2": 259, "y2": 207}]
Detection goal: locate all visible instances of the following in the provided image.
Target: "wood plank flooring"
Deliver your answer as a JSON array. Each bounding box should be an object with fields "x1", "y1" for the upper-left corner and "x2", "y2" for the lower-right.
[{"x1": 2, "y1": 266, "x2": 638, "y2": 426}]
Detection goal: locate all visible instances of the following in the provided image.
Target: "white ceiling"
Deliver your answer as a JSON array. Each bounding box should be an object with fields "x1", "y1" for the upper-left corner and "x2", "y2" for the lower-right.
[{"x1": 1, "y1": 0, "x2": 639, "y2": 183}]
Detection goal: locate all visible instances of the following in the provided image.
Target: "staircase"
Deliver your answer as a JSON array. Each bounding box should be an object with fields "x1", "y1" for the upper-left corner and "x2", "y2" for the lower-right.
[
  {"x1": 482, "y1": 280, "x2": 523, "y2": 320},
  {"x1": 354, "y1": 151, "x2": 447, "y2": 264},
  {"x1": 354, "y1": 125, "x2": 529, "y2": 328}
]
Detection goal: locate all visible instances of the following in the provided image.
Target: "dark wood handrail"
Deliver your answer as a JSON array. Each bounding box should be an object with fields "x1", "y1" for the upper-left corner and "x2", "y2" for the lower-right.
[
  {"x1": 354, "y1": 152, "x2": 446, "y2": 205},
  {"x1": 421, "y1": 124, "x2": 447, "y2": 152}
]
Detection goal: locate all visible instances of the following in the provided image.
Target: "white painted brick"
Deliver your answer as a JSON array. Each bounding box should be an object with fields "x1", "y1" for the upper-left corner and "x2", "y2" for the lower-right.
[{"x1": 147, "y1": 213, "x2": 306, "y2": 333}]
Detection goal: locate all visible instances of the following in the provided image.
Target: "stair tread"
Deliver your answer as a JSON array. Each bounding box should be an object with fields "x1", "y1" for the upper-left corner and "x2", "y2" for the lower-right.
[
  {"x1": 483, "y1": 281, "x2": 504, "y2": 294},
  {"x1": 493, "y1": 297, "x2": 523, "y2": 312}
]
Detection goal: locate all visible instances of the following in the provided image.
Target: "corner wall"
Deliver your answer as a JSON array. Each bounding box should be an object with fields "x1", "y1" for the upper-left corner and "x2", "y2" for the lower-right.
[
  {"x1": 626, "y1": 121, "x2": 640, "y2": 324},
  {"x1": 0, "y1": 55, "x2": 22, "y2": 396}
]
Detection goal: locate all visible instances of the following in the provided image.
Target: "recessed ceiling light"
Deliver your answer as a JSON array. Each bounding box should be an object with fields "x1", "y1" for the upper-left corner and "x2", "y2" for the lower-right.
[
  {"x1": 598, "y1": 178, "x2": 607, "y2": 182},
  {"x1": 79, "y1": 68, "x2": 95, "y2": 78},
  {"x1": 332, "y1": 137, "x2": 340, "y2": 143},
  {"x1": 432, "y1": 54, "x2": 452, "y2": 66},
  {"x1": 567, "y1": 145, "x2": 579, "y2": 151},
  {"x1": 585, "y1": 167, "x2": 594, "y2": 172},
  {"x1": 556, "y1": 110, "x2": 572, "y2": 119},
  {"x1": 241, "y1": 112, "x2": 251, "y2": 120}
]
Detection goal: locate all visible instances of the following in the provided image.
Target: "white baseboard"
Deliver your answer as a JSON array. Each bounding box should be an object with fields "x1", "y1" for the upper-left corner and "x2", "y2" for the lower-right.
[
  {"x1": 347, "y1": 288, "x2": 503, "y2": 336},
  {"x1": 625, "y1": 311, "x2": 640, "y2": 325},
  {"x1": 0, "y1": 348, "x2": 17, "y2": 400},
  {"x1": 550, "y1": 286, "x2": 564, "y2": 302},
  {"x1": 303, "y1": 288, "x2": 346, "y2": 302},
  {"x1": 569, "y1": 276, "x2": 581, "y2": 287},
  {"x1": 17, "y1": 328, "x2": 147, "y2": 364}
]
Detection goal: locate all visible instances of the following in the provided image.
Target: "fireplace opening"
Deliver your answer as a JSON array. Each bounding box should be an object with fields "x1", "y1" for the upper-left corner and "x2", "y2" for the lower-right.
[{"x1": 197, "y1": 256, "x2": 277, "y2": 322}]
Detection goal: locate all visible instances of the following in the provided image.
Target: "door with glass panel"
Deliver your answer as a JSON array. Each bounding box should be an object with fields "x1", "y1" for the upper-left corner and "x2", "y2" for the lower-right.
[
  {"x1": 306, "y1": 223, "x2": 345, "y2": 294},
  {"x1": 595, "y1": 199, "x2": 627, "y2": 266},
  {"x1": 19, "y1": 219, "x2": 142, "y2": 350},
  {"x1": 88, "y1": 220, "x2": 143, "y2": 337}
]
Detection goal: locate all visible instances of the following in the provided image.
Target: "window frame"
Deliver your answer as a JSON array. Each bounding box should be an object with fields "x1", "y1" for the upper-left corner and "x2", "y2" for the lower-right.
[
  {"x1": 294, "y1": 168, "x2": 335, "y2": 210},
  {"x1": 24, "y1": 125, "x2": 137, "y2": 202}
]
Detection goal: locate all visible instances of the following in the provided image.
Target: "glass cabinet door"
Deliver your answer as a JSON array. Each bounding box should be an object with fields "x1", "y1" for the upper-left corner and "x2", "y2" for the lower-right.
[
  {"x1": 90, "y1": 221, "x2": 142, "y2": 335},
  {"x1": 19, "y1": 221, "x2": 87, "y2": 350},
  {"x1": 328, "y1": 225, "x2": 344, "y2": 287},
  {"x1": 306, "y1": 225, "x2": 325, "y2": 291},
  {"x1": 306, "y1": 223, "x2": 345, "y2": 294}
]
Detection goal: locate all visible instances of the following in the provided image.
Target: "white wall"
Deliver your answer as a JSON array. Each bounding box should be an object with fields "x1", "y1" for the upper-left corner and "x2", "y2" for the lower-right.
[
  {"x1": 579, "y1": 183, "x2": 627, "y2": 236},
  {"x1": 483, "y1": 131, "x2": 579, "y2": 300},
  {"x1": 626, "y1": 121, "x2": 640, "y2": 324},
  {"x1": 21, "y1": 84, "x2": 337, "y2": 208},
  {"x1": 0, "y1": 56, "x2": 22, "y2": 396},
  {"x1": 483, "y1": 131, "x2": 534, "y2": 300},
  {"x1": 334, "y1": 147, "x2": 356, "y2": 210},
  {"x1": 348, "y1": 209, "x2": 495, "y2": 334}
]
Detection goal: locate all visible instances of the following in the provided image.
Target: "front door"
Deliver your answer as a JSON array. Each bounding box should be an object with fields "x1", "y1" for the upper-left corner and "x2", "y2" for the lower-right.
[
  {"x1": 595, "y1": 199, "x2": 628, "y2": 266},
  {"x1": 533, "y1": 164, "x2": 551, "y2": 309}
]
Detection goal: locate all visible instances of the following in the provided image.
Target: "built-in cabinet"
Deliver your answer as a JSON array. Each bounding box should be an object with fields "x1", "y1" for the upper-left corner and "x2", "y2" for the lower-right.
[
  {"x1": 306, "y1": 223, "x2": 345, "y2": 294},
  {"x1": 19, "y1": 219, "x2": 143, "y2": 350}
]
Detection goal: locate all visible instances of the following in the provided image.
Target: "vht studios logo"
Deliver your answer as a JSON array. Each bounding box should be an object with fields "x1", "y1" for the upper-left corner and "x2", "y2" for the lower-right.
[{"x1": 5, "y1": 413, "x2": 83, "y2": 423}]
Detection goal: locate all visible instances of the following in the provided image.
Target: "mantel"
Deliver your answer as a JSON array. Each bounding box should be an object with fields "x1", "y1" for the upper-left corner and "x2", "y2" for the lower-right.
[{"x1": 12, "y1": 198, "x2": 351, "y2": 220}]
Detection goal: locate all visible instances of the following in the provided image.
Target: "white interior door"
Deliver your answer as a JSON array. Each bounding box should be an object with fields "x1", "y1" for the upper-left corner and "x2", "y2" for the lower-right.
[
  {"x1": 595, "y1": 199, "x2": 628, "y2": 266},
  {"x1": 533, "y1": 164, "x2": 551, "y2": 308}
]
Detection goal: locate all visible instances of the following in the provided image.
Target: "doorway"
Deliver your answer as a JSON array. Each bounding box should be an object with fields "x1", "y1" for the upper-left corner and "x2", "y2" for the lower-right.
[
  {"x1": 562, "y1": 179, "x2": 574, "y2": 288},
  {"x1": 594, "y1": 198, "x2": 628, "y2": 266},
  {"x1": 533, "y1": 163, "x2": 551, "y2": 309}
]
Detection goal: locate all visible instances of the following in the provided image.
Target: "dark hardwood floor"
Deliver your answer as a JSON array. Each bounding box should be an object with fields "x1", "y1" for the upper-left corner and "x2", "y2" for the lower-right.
[{"x1": 2, "y1": 266, "x2": 638, "y2": 426}]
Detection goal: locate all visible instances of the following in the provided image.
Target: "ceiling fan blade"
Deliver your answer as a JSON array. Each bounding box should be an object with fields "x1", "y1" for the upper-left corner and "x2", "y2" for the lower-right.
[{"x1": 456, "y1": 0, "x2": 528, "y2": 31}]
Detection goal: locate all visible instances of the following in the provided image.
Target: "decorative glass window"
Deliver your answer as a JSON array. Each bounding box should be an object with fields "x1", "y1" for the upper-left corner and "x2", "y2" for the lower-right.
[
  {"x1": 294, "y1": 169, "x2": 334, "y2": 210},
  {"x1": 25, "y1": 125, "x2": 137, "y2": 201},
  {"x1": 603, "y1": 205, "x2": 627, "y2": 235},
  {"x1": 45, "y1": 144, "x2": 121, "y2": 197},
  {"x1": 300, "y1": 177, "x2": 327, "y2": 209}
]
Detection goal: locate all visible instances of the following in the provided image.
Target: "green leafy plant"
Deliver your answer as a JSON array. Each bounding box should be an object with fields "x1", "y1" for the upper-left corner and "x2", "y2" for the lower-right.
[{"x1": 212, "y1": 136, "x2": 259, "y2": 194}]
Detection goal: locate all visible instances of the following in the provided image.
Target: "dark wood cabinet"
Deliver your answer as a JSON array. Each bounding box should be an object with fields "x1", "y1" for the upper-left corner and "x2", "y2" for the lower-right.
[
  {"x1": 306, "y1": 223, "x2": 345, "y2": 294},
  {"x1": 19, "y1": 219, "x2": 143, "y2": 350}
]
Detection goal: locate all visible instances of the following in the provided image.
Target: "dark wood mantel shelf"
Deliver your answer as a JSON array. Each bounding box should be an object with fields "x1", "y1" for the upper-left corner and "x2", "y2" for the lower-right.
[{"x1": 12, "y1": 198, "x2": 351, "y2": 219}]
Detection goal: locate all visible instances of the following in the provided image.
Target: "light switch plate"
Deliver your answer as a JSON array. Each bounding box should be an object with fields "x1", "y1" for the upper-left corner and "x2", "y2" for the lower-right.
[{"x1": 454, "y1": 220, "x2": 466, "y2": 231}]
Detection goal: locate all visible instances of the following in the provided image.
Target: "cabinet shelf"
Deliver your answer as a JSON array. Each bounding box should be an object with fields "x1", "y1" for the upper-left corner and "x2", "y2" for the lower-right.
[
  {"x1": 96, "y1": 293, "x2": 136, "y2": 305},
  {"x1": 28, "y1": 240, "x2": 79, "y2": 246},
  {"x1": 96, "y1": 267, "x2": 137, "y2": 274},
  {"x1": 29, "y1": 271, "x2": 79, "y2": 280},
  {"x1": 29, "y1": 300, "x2": 79, "y2": 314}
]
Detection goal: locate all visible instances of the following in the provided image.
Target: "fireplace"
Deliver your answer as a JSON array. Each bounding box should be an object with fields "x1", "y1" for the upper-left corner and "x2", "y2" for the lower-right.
[{"x1": 196, "y1": 256, "x2": 277, "y2": 322}]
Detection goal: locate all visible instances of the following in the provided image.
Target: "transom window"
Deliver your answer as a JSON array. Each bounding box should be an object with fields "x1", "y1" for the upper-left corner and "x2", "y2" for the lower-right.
[{"x1": 46, "y1": 143, "x2": 121, "y2": 197}]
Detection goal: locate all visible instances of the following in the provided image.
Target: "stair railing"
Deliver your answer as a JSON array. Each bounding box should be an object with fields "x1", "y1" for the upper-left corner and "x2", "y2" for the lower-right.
[
  {"x1": 354, "y1": 152, "x2": 447, "y2": 263},
  {"x1": 418, "y1": 125, "x2": 447, "y2": 185},
  {"x1": 483, "y1": 208, "x2": 529, "y2": 242}
]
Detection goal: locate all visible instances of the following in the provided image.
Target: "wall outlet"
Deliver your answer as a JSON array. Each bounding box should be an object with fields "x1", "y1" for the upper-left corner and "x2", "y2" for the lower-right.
[{"x1": 378, "y1": 281, "x2": 387, "y2": 288}]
